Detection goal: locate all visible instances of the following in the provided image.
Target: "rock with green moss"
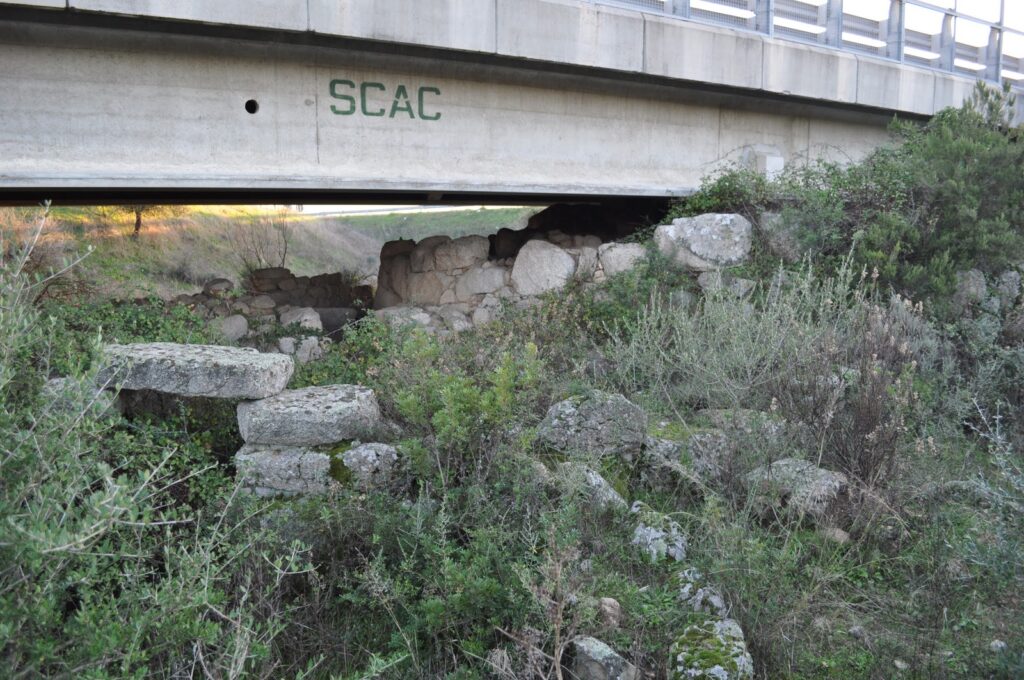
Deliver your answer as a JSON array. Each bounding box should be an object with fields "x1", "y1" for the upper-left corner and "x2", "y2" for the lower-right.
[
  {"x1": 630, "y1": 501, "x2": 687, "y2": 562},
  {"x1": 537, "y1": 390, "x2": 647, "y2": 462},
  {"x1": 674, "y1": 568, "x2": 728, "y2": 618},
  {"x1": 237, "y1": 384, "x2": 382, "y2": 446},
  {"x1": 571, "y1": 636, "x2": 638, "y2": 680},
  {"x1": 669, "y1": 617, "x2": 753, "y2": 679}
]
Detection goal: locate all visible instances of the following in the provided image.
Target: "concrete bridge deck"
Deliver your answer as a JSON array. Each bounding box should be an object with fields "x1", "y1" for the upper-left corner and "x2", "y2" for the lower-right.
[{"x1": 0, "y1": 0, "x2": 1016, "y2": 203}]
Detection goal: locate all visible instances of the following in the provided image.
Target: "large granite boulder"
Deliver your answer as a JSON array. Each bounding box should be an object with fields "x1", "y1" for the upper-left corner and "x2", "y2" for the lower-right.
[
  {"x1": 98, "y1": 343, "x2": 293, "y2": 399},
  {"x1": 434, "y1": 235, "x2": 489, "y2": 270},
  {"x1": 570, "y1": 637, "x2": 638, "y2": 680},
  {"x1": 597, "y1": 242, "x2": 646, "y2": 276},
  {"x1": 237, "y1": 384, "x2": 382, "y2": 446},
  {"x1": 537, "y1": 391, "x2": 647, "y2": 461},
  {"x1": 234, "y1": 444, "x2": 333, "y2": 496},
  {"x1": 654, "y1": 214, "x2": 752, "y2": 272},
  {"x1": 510, "y1": 239, "x2": 577, "y2": 295}
]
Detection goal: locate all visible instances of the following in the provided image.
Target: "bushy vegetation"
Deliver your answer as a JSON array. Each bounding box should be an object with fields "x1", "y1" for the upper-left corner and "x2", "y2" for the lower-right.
[{"x1": 3, "y1": 87, "x2": 1023, "y2": 678}]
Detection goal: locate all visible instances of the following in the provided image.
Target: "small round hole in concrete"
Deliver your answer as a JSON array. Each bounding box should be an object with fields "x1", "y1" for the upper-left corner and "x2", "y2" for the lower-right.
[{"x1": 244, "y1": 99, "x2": 259, "y2": 114}]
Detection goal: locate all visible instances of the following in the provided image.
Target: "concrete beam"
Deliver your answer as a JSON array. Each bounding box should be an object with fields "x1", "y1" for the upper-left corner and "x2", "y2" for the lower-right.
[
  {"x1": 67, "y1": 0, "x2": 308, "y2": 32},
  {"x1": 0, "y1": 20, "x2": 895, "y2": 199},
  {"x1": 310, "y1": 0, "x2": 496, "y2": 54},
  {"x1": 855, "y1": 57, "x2": 936, "y2": 116},
  {"x1": 642, "y1": 14, "x2": 763, "y2": 90},
  {"x1": 496, "y1": 0, "x2": 643, "y2": 72},
  {"x1": 762, "y1": 39, "x2": 857, "y2": 104}
]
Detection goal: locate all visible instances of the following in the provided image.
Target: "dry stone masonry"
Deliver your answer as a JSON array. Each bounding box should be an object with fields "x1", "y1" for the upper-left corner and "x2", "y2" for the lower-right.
[{"x1": 372, "y1": 212, "x2": 753, "y2": 334}]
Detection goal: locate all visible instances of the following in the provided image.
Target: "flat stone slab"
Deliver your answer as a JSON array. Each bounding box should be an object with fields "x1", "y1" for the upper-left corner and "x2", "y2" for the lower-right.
[
  {"x1": 98, "y1": 343, "x2": 293, "y2": 399},
  {"x1": 234, "y1": 444, "x2": 332, "y2": 496},
  {"x1": 237, "y1": 384, "x2": 382, "y2": 446}
]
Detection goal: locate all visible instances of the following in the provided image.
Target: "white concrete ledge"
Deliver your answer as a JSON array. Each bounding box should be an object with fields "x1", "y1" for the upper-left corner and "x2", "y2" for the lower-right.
[
  {"x1": 496, "y1": 0, "x2": 643, "y2": 72},
  {"x1": 67, "y1": 0, "x2": 308, "y2": 32},
  {"x1": 762, "y1": 39, "x2": 857, "y2": 104},
  {"x1": 311, "y1": 0, "x2": 496, "y2": 54},
  {"x1": 643, "y1": 14, "x2": 763, "y2": 90}
]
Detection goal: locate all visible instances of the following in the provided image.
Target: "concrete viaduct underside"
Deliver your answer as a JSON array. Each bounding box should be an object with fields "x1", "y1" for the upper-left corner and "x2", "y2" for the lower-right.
[{"x1": 0, "y1": 1, "x2": 987, "y2": 205}]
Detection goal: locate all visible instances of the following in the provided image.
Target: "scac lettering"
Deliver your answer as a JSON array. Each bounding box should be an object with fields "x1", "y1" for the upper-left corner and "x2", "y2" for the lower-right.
[{"x1": 330, "y1": 79, "x2": 441, "y2": 121}]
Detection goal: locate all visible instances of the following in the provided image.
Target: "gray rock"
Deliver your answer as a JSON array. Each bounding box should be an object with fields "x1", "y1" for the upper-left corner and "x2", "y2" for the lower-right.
[
  {"x1": 249, "y1": 294, "x2": 277, "y2": 311},
  {"x1": 598, "y1": 597, "x2": 623, "y2": 629},
  {"x1": 375, "y1": 305, "x2": 436, "y2": 330},
  {"x1": 434, "y1": 235, "x2": 489, "y2": 270},
  {"x1": 630, "y1": 501, "x2": 687, "y2": 562},
  {"x1": 654, "y1": 213, "x2": 752, "y2": 271},
  {"x1": 454, "y1": 265, "x2": 508, "y2": 300},
  {"x1": 995, "y1": 270, "x2": 1021, "y2": 309},
  {"x1": 990, "y1": 639, "x2": 1008, "y2": 653},
  {"x1": 237, "y1": 384, "x2": 382, "y2": 446},
  {"x1": 560, "y1": 463, "x2": 627, "y2": 511},
  {"x1": 536, "y1": 391, "x2": 647, "y2": 461},
  {"x1": 597, "y1": 242, "x2": 646, "y2": 276},
  {"x1": 279, "y1": 306, "x2": 322, "y2": 332},
  {"x1": 746, "y1": 458, "x2": 848, "y2": 524},
  {"x1": 375, "y1": 253, "x2": 411, "y2": 308},
  {"x1": 570, "y1": 637, "x2": 638, "y2": 680},
  {"x1": 670, "y1": 617, "x2": 754, "y2": 679},
  {"x1": 574, "y1": 246, "x2": 600, "y2": 280},
  {"x1": 409, "y1": 235, "x2": 451, "y2": 272},
  {"x1": 339, "y1": 442, "x2": 400, "y2": 490},
  {"x1": 234, "y1": 443, "x2": 333, "y2": 496},
  {"x1": 294, "y1": 336, "x2": 323, "y2": 364},
  {"x1": 98, "y1": 343, "x2": 293, "y2": 399},
  {"x1": 407, "y1": 270, "x2": 450, "y2": 306},
  {"x1": 202, "y1": 278, "x2": 234, "y2": 297},
  {"x1": 217, "y1": 314, "x2": 249, "y2": 342},
  {"x1": 277, "y1": 336, "x2": 296, "y2": 355},
  {"x1": 510, "y1": 240, "x2": 577, "y2": 295},
  {"x1": 676, "y1": 567, "x2": 728, "y2": 618}
]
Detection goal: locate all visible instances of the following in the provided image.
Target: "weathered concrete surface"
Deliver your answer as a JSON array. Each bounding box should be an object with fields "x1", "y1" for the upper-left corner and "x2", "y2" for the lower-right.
[
  {"x1": 237, "y1": 384, "x2": 382, "y2": 446},
  {"x1": 98, "y1": 343, "x2": 293, "y2": 399},
  {"x1": 0, "y1": 0, "x2": 995, "y2": 200}
]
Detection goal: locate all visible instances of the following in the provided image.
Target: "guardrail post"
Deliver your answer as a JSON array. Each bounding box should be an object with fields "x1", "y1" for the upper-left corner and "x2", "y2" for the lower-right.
[
  {"x1": 986, "y1": 26, "x2": 1003, "y2": 82},
  {"x1": 668, "y1": 0, "x2": 690, "y2": 18},
  {"x1": 886, "y1": 0, "x2": 904, "y2": 61},
  {"x1": 755, "y1": 0, "x2": 774, "y2": 36},
  {"x1": 939, "y1": 12, "x2": 955, "y2": 72},
  {"x1": 824, "y1": 0, "x2": 843, "y2": 48}
]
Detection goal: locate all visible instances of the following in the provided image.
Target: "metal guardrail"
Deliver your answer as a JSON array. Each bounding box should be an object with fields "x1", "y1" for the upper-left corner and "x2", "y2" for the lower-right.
[{"x1": 594, "y1": 0, "x2": 1024, "y2": 91}]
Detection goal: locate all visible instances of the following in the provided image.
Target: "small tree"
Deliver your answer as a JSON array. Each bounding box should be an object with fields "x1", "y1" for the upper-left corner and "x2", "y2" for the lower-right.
[{"x1": 97, "y1": 205, "x2": 185, "y2": 237}]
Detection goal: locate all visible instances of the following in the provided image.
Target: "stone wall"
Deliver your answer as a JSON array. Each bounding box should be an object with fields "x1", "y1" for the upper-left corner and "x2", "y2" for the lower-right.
[{"x1": 374, "y1": 230, "x2": 648, "y2": 332}]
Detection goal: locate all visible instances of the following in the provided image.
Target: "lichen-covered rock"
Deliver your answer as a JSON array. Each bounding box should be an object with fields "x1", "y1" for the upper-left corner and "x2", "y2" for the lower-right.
[
  {"x1": 570, "y1": 637, "x2": 638, "y2": 680},
  {"x1": 686, "y1": 430, "x2": 733, "y2": 483},
  {"x1": 339, "y1": 442, "x2": 400, "y2": 490},
  {"x1": 536, "y1": 391, "x2": 647, "y2": 461},
  {"x1": 630, "y1": 501, "x2": 687, "y2": 562},
  {"x1": 237, "y1": 384, "x2": 382, "y2": 446},
  {"x1": 598, "y1": 597, "x2": 623, "y2": 629},
  {"x1": 510, "y1": 240, "x2": 577, "y2": 295},
  {"x1": 670, "y1": 618, "x2": 754, "y2": 679},
  {"x1": 640, "y1": 437, "x2": 703, "y2": 494},
  {"x1": 217, "y1": 314, "x2": 249, "y2": 342},
  {"x1": 278, "y1": 306, "x2": 322, "y2": 331},
  {"x1": 98, "y1": 343, "x2": 293, "y2": 399},
  {"x1": 675, "y1": 567, "x2": 728, "y2": 618},
  {"x1": 235, "y1": 444, "x2": 332, "y2": 496},
  {"x1": 598, "y1": 242, "x2": 646, "y2": 276},
  {"x1": 654, "y1": 214, "x2": 752, "y2": 272},
  {"x1": 746, "y1": 458, "x2": 848, "y2": 524},
  {"x1": 559, "y1": 463, "x2": 627, "y2": 511}
]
